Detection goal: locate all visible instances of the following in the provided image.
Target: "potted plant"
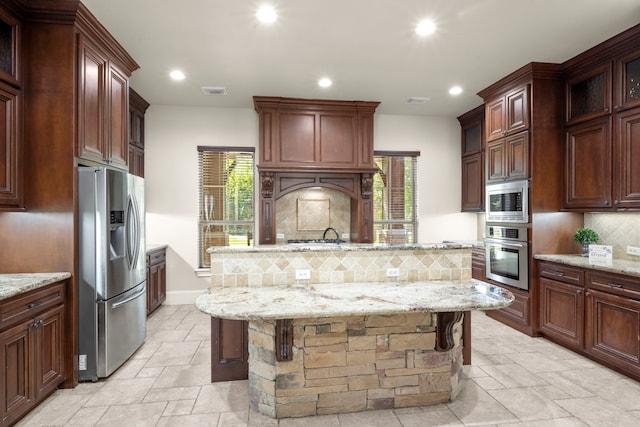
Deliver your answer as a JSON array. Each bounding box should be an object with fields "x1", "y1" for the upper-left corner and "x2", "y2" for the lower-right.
[{"x1": 574, "y1": 227, "x2": 599, "y2": 257}]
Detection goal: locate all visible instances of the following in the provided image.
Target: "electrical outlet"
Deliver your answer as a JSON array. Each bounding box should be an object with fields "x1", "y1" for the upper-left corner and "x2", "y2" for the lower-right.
[
  {"x1": 295, "y1": 269, "x2": 311, "y2": 280},
  {"x1": 386, "y1": 267, "x2": 400, "y2": 277},
  {"x1": 627, "y1": 246, "x2": 640, "y2": 256},
  {"x1": 342, "y1": 233, "x2": 350, "y2": 239},
  {"x1": 276, "y1": 233, "x2": 285, "y2": 239}
]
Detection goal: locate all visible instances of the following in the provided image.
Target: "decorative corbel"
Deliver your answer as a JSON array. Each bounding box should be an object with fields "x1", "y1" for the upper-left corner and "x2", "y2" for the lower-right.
[
  {"x1": 261, "y1": 171, "x2": 274, "y2": 199},
  {"x1": 361, "y1": 173, "x2": 373, "y2": 199}
]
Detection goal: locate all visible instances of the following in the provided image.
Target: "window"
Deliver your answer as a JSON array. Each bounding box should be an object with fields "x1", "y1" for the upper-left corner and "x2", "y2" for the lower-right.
[
  {"x1": 198, "y1": 146, "x2": 255, "y2": 268},
  {"x1": 373, "y1": 151, "x2": 419, "y2": 244}
]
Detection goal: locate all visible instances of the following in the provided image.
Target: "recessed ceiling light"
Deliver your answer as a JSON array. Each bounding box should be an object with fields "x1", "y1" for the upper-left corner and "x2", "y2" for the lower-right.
[
  {"x1": 449, "y1": 86, "x2": 463, "y2": 95},
  {"x1": 169, "y1": 70, "x2": 185, "y2": 80},
  {"x1": 415, "y1": 19, "x2": 436, "y2": 36},
  {"x1": 256, "y1": 5, "x2": 277, "y2": 23},
  {"x1": 318, "y1": 77, "x2": 332, "y2": 88}
]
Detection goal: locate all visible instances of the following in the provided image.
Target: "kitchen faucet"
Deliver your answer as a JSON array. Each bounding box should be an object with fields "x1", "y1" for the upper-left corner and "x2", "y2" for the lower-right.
[{"x1": 322, "y1": 227, "x2": 340, "y2": 241}]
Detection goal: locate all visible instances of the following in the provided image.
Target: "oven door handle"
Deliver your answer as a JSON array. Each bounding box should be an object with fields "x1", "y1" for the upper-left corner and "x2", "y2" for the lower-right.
[{"x1": 485, "y1": 239, "x2": 525, "y2": 249}]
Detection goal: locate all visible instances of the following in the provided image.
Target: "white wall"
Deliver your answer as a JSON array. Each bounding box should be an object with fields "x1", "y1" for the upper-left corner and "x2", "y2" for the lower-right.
[{"x1": 144, "y1": 106, "x2": 478, "y2": 303}]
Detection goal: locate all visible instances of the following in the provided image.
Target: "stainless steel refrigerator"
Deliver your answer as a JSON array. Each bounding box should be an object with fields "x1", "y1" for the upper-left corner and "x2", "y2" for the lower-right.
[{"x1": 77, "y1": 166, "x2": 146, "y2": 382}]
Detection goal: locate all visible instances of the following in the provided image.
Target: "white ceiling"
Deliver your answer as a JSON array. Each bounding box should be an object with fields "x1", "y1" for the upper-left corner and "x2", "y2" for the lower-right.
[{"x1": 81, "y1": 0, "x2": 640, "y2": 117}]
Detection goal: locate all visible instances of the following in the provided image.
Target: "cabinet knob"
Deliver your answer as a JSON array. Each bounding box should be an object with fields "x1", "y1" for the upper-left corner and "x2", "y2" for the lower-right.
[
  {"x1": 585, "y1": 291, "x2": 591, "y2": 297},
  {"x1": 604, "y1": 107, "x2": 610, "y2": 112},
  {"x1": 615, "y1": 200, "x2": 620, "y2": 205},
  {"x1": 577, "y1": 289, "x2": 582, "y2": 295},
  {"x1": 604, "y1": 200, "x2": 610, "y2": 206}
]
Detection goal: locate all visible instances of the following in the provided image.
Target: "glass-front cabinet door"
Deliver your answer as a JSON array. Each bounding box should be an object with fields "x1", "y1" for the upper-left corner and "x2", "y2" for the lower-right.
[
  {"x1": 617, "y1": 50, "x2": 640, "y2": 111},
  {"x1": 0, "y1": 9, "x2": 19, "y2": 86},
  {"x1": 566, "y1": 63, "x2": 612, "y2": 125}
]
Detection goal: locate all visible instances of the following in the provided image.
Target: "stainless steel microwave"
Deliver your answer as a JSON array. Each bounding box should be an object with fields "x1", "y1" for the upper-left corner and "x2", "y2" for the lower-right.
[{"x1": 485, "y1": 180, "x2": 529, "y2": 223}]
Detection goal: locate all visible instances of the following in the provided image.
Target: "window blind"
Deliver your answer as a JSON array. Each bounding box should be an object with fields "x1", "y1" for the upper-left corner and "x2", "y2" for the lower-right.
[
  {"x1": 197, "y1": 146, "x2": 255, "y2": 268},
  {"x1": 373, "y1": 152, "x2": 418, "y2": 244}
]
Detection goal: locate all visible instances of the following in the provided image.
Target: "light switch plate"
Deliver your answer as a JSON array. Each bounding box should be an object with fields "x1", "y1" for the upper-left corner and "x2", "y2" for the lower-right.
[{"x1": 386, "y1": 267, "x2": 400, "y2": 277}]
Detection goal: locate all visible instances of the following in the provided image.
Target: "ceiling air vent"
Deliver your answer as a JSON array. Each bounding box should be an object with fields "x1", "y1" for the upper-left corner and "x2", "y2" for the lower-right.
[
  {"x1": 406, "y1": 97, "x2": 430, "y2": 104},
  {"x1": 201, "y1": 86, "x2": 228, "y2": 96}
]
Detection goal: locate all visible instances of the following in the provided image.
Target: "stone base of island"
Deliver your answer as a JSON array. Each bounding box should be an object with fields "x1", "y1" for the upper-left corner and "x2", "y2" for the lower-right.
[{"x1": 196, "y1": 243, "x2": 513, "y2": 418}]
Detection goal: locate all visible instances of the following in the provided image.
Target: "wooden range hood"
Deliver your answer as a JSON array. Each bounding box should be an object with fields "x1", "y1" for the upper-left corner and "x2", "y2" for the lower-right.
[{"x1": 253, "y1": 96, "x2": 380, "y2": 244}]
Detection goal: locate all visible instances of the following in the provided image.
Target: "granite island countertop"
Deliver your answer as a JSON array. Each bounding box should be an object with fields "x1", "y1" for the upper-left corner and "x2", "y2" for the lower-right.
[
  {"x1": 535, "y1": 254, "x2": 640, "y2": 278},
  {"x1": 0, "y1": 272, "x2": 71, "y2": 301},
  {"x1": 195, "y1": 279, "x2": 514, "y2": 320}
]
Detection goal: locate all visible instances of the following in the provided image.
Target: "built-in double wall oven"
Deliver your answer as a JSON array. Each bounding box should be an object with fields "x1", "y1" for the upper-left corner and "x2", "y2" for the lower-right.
[
  {"x1": 485, "y1": 225, "x2": 529, "y2": 290},
  {"x1": 484, "y1": 179, "x2": 530, "y2": 291}
]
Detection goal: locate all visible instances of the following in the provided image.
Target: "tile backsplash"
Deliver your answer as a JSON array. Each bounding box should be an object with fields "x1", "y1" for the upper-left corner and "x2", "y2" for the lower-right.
[
  {"x1": 584, "y1": 212, "x2": 640, "y2": 260},
  {"x1": 275, "y1": 188, "x2": 350, "y2": 243}
]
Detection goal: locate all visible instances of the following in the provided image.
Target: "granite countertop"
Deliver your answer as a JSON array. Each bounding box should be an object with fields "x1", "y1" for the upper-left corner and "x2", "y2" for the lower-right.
[
  {"x1": 208, "y1": 242, "x2": 472, "y2": 254},
  {"x1": 146, "y1": 243, "x2": 168, "y2": 253},
  {"x1": 442, "y1": 240, "x2": 485, "y2": 249},
  {"x1": 195, "y1": 279, "x2": 514, "y2": 320},
  {"x1": 535, "y1": 254, "x2": 640, "y2": 278},
  {"x1": 0, "y1": 273, "x2": 71, "y2": 301}
]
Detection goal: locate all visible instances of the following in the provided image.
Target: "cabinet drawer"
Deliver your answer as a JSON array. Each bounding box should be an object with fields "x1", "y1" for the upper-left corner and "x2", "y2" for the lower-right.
[
  {"x1": 588, "y1": 271, "x2": 640, "y2": 300},
  {"x1": 539, "y1": 261, "x2": 583, "y2": 286},
  {"x1": 0, "y1": 282, "x2": 66, "y2": 331},
  {"x1": 148, "y1": 249, "x2": 166, "y2": 266}
]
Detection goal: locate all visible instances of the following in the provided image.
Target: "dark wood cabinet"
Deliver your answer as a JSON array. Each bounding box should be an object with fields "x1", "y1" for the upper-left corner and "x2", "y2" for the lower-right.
[
  {"x1": 77, "y1": 34, "x2": 129, "y2": 169},
  {"x1": 538, "y1": 260, "x2": 640, "y2": 382},
  {"x1": 615, "y1": 107, "x2": 640, "y2": 208},
  {"x1": 210, "y1": 317, "x2": 248, "y2": 382},
  {"x1": 564, "y1": 116, "x2": 612, "y2": 209},
  {"x1": 0, "y1": 282, "x2": 66, "y2": 427},
  {"x1": 254, "y1": 97, "x2": 379, "y2": 171},
  {"x1": 471, "y1": 247, "x2": 485, "y2": 281},
  {"x1": 565, "y1": 63, "x2": 612, "y2": 125},
  {"x1": 563, "y1": 32, "x2": 640, "y2": 211},
  {"x1": 486, "y1": 131, "x2": 529, "y2": 183},
  {"x1": 0, "y1": 80, "x2": 21, "y2": 210},
  {"x1": 146, "y1": 246, "x2": 167, "y2": 315},
  {"x1": 586, "y1": 271, "x2": 640, "y2": 376},
  {"x1": 486, "y1": 85, "x2": 529, "y2": 142},
  {"x1": 0, "y1": 7, "x2": 22, "y2": 211},
  {"x1": 538, "y1": 261, "x2": 585, "y2": 351},
  {"x1": 458, "y1": 105, "x2": 484, "y2": 212},
  {"x1": 128, "y1": 88, "x2": 149, "y2": 177}
]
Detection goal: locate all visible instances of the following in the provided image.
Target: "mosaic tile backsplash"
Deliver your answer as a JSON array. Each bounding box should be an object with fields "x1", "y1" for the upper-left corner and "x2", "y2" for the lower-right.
[
  {"x1": 210, "y1": 247, "x2": 471, "y2": 288},
  {"x1": 585, "y1": 212, "x2": 640, "y2": 261}
]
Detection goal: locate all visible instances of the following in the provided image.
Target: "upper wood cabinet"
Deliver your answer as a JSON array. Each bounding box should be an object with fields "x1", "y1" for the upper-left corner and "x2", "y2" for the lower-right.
[
  {"x1": 253, "y1": 96, "x2": 379, "y2": 171},
  {"x1": 0, "y1": 6, "x2": 22, "y2": 211},
  {"x1": 486, "y1": 131, "x2": 529, "y2": 183},
  {"x1": 564, "y1": 116, "x2": 612, "y2": 209},
  {"x1": 77, "y1": 34, "x2": 129, "y2": 170},
  {"x1": 128, "y1": 88, "x2": 149, "y2": 178},
  {"x1": 486, "y1": 85, "x2": 529, "y2": 142},
  {"x1": 458, "y1": 105, "x2": 484, "y2": 211},
  {"x1": 562, "y1": 27, "x2": 640, "y2": 211},
  {"x1": 565, "y1": 63, "x2": 612, "y2": 125}
]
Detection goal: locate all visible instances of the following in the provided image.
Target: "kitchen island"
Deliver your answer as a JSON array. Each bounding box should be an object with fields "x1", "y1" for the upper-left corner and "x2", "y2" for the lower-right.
[{"x1": 196, "y1": 243, "x2": 513, "y2": 418}]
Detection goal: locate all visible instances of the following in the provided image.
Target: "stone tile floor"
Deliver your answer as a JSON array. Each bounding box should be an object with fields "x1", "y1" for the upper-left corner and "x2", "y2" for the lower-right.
[{"x1": 16, "y1": 305, "x2": 640, "y2": 426}]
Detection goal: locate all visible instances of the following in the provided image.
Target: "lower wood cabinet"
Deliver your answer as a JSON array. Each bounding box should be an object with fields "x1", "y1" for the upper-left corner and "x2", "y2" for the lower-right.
[
  {"x1": 538, "y1": 260, "x2": 640, "y2": 381},
  {"x1": 146, "y1": 246, "x2": 167, "y2": 315},
  {"x1": 0, "y1": 282, "x2": 66, "y2": 427}
]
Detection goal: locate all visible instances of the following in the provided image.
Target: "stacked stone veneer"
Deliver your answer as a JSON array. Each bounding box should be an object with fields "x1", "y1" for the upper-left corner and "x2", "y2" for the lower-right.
[
  {"x1": 248, "y1": 312, "x2": 464, "y2": 418},
  {"x1": 210, "y1": 246, "x2": 471, "y2": 288}
]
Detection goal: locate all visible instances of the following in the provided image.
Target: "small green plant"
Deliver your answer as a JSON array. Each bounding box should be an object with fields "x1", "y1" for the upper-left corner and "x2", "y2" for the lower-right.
[{"x1": 574, "y1": 227, "x2": 599, "y2": 244}]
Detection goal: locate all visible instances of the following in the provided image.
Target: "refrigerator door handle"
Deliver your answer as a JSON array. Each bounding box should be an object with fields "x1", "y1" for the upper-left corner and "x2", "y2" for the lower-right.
[
  {"x1": 125, "y1": 195, "x2": 141, "y2": 270},
  {"x1": 111, "y1": 285, "x2": 146, "y2": 309}
]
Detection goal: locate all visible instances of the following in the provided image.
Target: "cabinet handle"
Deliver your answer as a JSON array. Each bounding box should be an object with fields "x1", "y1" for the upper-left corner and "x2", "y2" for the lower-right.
[
  {"x1": 31, "y1": 319, "x2": 44, "y2": 329},
  {"x1": 27, "y1": 301, "x2": 42, "y2": 309},
  {"x1": 609, "y1": 283, "x2": 623, "y2": 288},
  {"x1": 553, "y1": 271, "x2": 565, "y2": 277}
]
